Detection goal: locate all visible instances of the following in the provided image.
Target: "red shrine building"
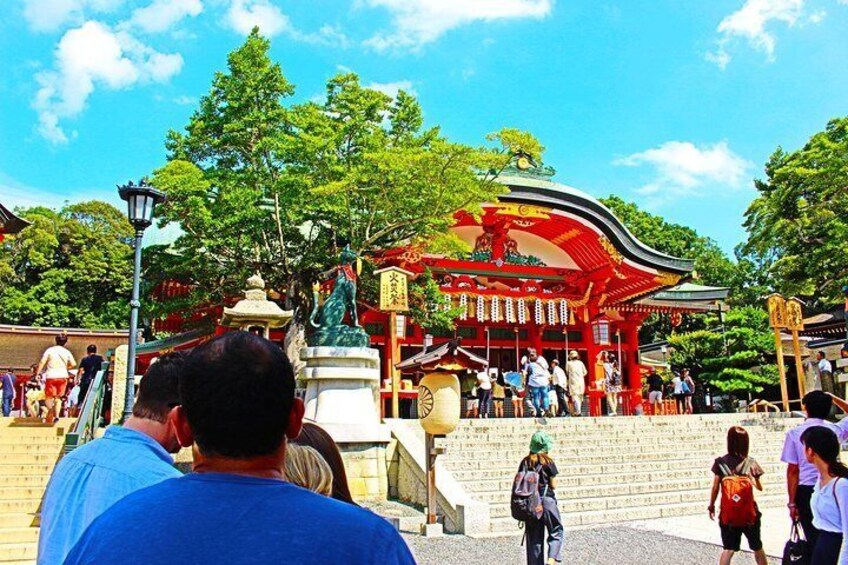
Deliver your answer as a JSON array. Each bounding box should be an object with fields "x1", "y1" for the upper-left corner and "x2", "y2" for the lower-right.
[
  {"x1": 359, "y1": 160, "x2": 725, "y2": 395},
  {"x1": 141, "y1": 159, "x2": 727, "y2": 405}
]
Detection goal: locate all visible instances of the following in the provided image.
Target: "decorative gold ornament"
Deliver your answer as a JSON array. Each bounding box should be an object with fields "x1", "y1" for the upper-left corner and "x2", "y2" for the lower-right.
[
  {"x1": 550, "y1": 229, "x2": 581, "y2": 246},
  {"x1": 597, "y1": 236, "x2": 623, "y2": 265},
  {"x1": 655, "y1": 271, "x2": 682, "y2": 286},
  {"x1": 517, "y1": 156, "x2": 531, "y2": 170},
  {"x1": 494, "y1": 203, "x2": 551, "y2": 220}
]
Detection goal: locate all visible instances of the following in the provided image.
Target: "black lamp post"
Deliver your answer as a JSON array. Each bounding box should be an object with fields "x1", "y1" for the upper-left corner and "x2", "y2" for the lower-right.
[{"x1": 118, "y1": 179, "x2": 166, "y2": 422}]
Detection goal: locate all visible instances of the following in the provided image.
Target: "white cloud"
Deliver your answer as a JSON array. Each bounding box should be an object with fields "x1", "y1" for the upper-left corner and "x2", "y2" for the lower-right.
[
  {"x1": 362, "y1": 0, "x2": 553, "y2": 51},
  {"x1": 614, "y1": 141, "x2": 752, "y2": 202},
  {"x1": 365, "y1": 80, "x2": 416, "y2": 98},
  {"x1": 225, "y1": 0, "x2": 291, "y2": 37},
  {"x1": 127, "y1": 0, "x2": 203, "y2": 34},
  {"x1": 706, "y1": 0, "x2": 844, "y2": 68},
  {"x1": 173, "y1": 95, "x2": 197, "y2": 105},
  {"x1": 33, "y1": 21, "x2": 183, "y2": 144},
  {"x1": 22, "y1": 0, "x2": 123, "y2": 33}
]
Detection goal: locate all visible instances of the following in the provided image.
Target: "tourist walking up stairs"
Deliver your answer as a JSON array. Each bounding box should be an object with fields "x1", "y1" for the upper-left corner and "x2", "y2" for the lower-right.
[{"x1": 801, "y1": 426, "x2": 848, "y2": 565}]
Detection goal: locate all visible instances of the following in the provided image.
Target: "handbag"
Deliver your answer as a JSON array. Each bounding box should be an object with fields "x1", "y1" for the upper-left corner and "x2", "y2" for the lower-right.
[{"x1": 782, "y1": 520, "x2": 810, "y2": 565}]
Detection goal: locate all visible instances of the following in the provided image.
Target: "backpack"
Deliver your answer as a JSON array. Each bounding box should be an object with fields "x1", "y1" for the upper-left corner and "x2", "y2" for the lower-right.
[
  {"x1": 511, "y1": 461, "x2": 545, "y2": 522},
  {"x1": 610, "y1": 370, "x2": 622, "y2": 388},
  {"x1": 718, "y1": 459, "x2": 758, "y2": 527}
]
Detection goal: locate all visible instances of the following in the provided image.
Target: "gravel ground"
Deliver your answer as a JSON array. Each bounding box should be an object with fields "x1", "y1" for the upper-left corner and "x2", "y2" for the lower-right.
[{"x1": 402, "y1": 527, "x2": 781, "y2": 565}]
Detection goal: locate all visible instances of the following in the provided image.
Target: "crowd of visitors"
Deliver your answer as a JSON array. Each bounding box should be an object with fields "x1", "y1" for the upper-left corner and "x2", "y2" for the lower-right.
[
  {"x1": 39, "y1": 332, "x2": 414, "y2": 565},
  {"x1": 0, "y1": 334, "x2": 108, "y2": 421}
]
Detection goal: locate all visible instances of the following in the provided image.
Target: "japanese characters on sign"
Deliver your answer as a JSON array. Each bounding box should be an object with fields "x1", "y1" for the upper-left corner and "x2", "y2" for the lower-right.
[{"x1": 378, "y1": 268, "x2": 410, "y2": 312}]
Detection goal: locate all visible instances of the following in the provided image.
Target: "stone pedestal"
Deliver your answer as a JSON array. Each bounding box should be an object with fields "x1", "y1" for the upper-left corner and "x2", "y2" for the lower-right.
[{"x1": 300, "y1": 346, "x2": 390, "y2": 500}]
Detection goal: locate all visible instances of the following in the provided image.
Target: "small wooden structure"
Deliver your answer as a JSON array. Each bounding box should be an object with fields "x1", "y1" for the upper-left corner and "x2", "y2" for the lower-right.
[{"x1": 397, "y1": 339, "x2": 488, "y2": 530}]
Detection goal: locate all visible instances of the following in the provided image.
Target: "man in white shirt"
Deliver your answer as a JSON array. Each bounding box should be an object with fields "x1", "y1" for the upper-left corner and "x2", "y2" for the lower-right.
[
  {"x1": 566, "y1": 351, "x2": 587, "y2": 417},
  {"x1": 781, "y1": 390, "x2": 848, "y2": 547},
  {"x1": 36, "y1": 333, "x2": 76, "y2": 423},
  {"x1": 550, "y1": 359, "x2": 567, "y2": 417},
  {"x1": 817, "y1": 351, "x2": 834, "y2": 395}
]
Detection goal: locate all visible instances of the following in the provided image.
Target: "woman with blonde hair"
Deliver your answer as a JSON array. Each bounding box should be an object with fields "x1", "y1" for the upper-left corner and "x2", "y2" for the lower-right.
[
  {"x1": 519, "y1": 431, "x2": 563, "y2": 565},
  {"x1": 284, "y1": 444, "x2": 334, "y2": 497}
]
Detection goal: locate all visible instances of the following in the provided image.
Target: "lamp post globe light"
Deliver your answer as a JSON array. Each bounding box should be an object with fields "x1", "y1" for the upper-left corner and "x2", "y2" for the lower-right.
[{"x1": 118, "y1": 179, "x2": 166, "y2": 422}]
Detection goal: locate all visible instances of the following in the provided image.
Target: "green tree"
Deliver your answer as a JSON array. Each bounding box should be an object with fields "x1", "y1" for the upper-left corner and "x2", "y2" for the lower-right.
[
  {"x1": 668, "y1": 306, "x2": 778, "y2": 398},
  {"x1": 0, "y1": 201, "x2": 133, "y2": 328},
  {"x1": 742, "y1": 116, "x2": 848, "y2": 309},
  {"x1": 151, "y1": 29, "x2": 536, "y2": 322}
]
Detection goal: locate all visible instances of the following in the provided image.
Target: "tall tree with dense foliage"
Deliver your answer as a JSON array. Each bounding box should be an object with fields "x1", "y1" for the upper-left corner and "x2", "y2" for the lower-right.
[
  {"x1": 668, "y1": 306, "x2": 778, "y2": 399},
  {"x1": 0, "y1": 201, "x2": 133, "y2": 328},
  {"x1": 741, "y1": 116, "x2": 848, "y2": 309},
  {"x1": 150, "y1": 29, "x2": 538, "y2": 321}
]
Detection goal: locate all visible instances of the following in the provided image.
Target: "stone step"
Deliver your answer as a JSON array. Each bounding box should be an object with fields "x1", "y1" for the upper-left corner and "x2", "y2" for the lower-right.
[
  {"x1": 487, "y1": 493, "x2": 787, "y2": 531},
  {"x1": 0, "y1": 478, "x2": 48, "y2": 489},
  {"x1": 462, "y1": 463, "x2": 787, "y2": 492},
  {"x1": 0, "y1": 444, "x2": 66, "y2": 455},
  {"x1": 440, "y1": 426, "x2": 796, "y2": 440},
  {"x1": 0, "y1": 455, "x2": 60, "y2": 466},
  {"x1": 438, "y1": 441, "x2": 786, "y2": 459},
  {"x1": 450, "y1": 416, "x2": 800, "y2": 432},
  {"x1": 0, "y1": 529, "x2": 37, "y2": 545},
  {"x1": 0, "y1": 418, "x2": 74, "y2": 429},
  {"x1": 0, "y1": 542, "x2": 36, "y2": 563},
  {"x1": 0, "y1": 515, "x2": 36, "y2": 530},
  {"x1": 467, "y1": 477, "x2": 786, "y2": 503},
  {"x1": 447, "y1": 457, "x2": 783, "y2": 479},
  {"x1": 0, "y1": 489, "x2": 46, "y2": 503},
  {"x1": 0, "y1": 465, "x2": 55, "y2": 477},
  {"x1": 0, "y1": 501, "x2": 40, "y2": 516},
  {"x1": 442, "y1": 450, "x2": 777, "y2": 471}
]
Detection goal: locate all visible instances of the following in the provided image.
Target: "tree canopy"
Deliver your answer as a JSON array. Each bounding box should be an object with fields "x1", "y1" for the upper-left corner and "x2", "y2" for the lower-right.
[
  {"x1": 151, "y1": 29, "x2": 537, "y2": 319},
  {"x1": 741, "y1": 116, "x2": 848, "y2": 309},
  {"x1": 0, "y1": 201, "x2": 133, "y2": 328}
]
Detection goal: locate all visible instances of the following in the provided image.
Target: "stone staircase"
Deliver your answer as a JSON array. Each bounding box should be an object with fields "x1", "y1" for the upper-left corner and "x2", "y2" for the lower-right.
[
  {"x1": 434, "y1": 413, "x2": 801, "y2": 534},
  {"x1": 0, "y1": 418, "x2": 73, "y2": 565}
]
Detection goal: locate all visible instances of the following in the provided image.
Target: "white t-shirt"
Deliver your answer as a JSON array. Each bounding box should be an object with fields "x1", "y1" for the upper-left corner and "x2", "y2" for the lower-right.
[
  {"x1": 527, "y1": 357, "x2": 550, "y2": 388},
  {"x1": 551, "y1": 366, "x2": 567, "y2": 387},
  {"x1": 40, "y1": 346, "x2": 76, "y2": 380},
  {"x1": 671, "y1": 376, "x2": 683, "y2": 395},
  {"x1": 811, "y1": 476, "x2": 848, "y2": 565},
  {"x1": 820, "y1": 358, "x2": 834, "y2": 375},
  {"x1": 476, "y1": 371, "x2": 492, "y2": 391},
  {"x1": 781, "y1": 418, "x2": 848, "y2": 486}
]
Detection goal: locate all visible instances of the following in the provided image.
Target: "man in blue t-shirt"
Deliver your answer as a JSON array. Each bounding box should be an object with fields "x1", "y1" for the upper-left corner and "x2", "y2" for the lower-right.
[{"x1": 65, "y1": 332, "x2": 416, "y2": 565}]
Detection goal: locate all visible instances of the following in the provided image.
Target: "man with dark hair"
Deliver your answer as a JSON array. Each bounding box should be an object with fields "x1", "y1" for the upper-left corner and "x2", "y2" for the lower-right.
[
  {"x1": 75, "y1": 344, "x2": 104, "y2": 407},
  {"x1": 66, "y1": 332, "x2": 415, "y2": 565},
  {"x1": 0, "y1": 368, "x2": 16, "y2": 417},
  {"x1": 38, "y1": 353, "x2": 185, "y2": 565},
  {"x1": 781, "y1": 390, "x2": 848, "y2": 546}
]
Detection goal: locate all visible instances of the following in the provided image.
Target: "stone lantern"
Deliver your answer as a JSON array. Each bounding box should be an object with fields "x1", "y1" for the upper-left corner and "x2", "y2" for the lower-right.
[{"x1": 220, "y1": 274, "x2": 294, "y2": 338}]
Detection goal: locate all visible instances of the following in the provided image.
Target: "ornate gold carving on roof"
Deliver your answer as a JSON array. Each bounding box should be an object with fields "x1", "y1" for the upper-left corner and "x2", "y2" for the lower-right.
[
  {"x1": 597, "y1": 236, "x2": 623, "y2": 265},
  {"x1": 550, "y1": 229, "x2": 581, "y2": 246},
  {"x1": 654, "y1": 271, "x2": 682, "y2": 287},
  {"x1": 493, "y1": 203, "x2": 551, "y2": 220}
]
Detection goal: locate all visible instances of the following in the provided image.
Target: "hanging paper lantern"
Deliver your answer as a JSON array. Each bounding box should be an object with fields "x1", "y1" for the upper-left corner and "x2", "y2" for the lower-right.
[
  {"x1": 505, "y1": 297, "x2": 515, "y2": 323},
  {"x1": 517, "y1": 298, "x2": 527, "y2": 325},
  {"x1": 548, "y1": 300, "x2": 558, "y2": 326},
  {"x1": 491, "y1": 296, "x2": 500, "y2": 323},
  {"x1": 534, "y1": 299, "x2": 544, "y2": 325},
  {"x1": 459, "y1": 293, "x2": 468, "y2": 320},
  {"x1": 418, "y1": 371, "x2": 460, "y2": 435},
  {"x1": 559, "y1": 299, "x2": 568, "y2": 326},
  {"x1": 476, "y1": 295, "x2": 486, "y2": 322}
]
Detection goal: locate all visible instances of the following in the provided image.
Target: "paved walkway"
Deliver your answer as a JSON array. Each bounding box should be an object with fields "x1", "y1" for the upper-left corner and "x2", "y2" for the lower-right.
[
  {"x1": 630, "y1": 507, "x2": 792, "y2": 558},
  {"x1": 403, "y1": 526, "x2": 782, "y2": 564}
]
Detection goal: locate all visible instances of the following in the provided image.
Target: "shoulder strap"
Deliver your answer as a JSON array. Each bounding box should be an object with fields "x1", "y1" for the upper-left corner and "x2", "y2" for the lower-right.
[{"x1": 834, "y1": 477, "x2": 841, "y2": 514}]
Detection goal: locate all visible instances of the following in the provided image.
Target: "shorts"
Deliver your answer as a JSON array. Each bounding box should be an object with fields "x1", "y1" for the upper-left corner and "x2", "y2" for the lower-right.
[
  {"x1": 720, "y1": 513, "x2": 763, "y2": 552},
  {"x1": 27, "y1": 389, "x2": 45, "y2": 402},
  {"x1": 466, "y1": 398, "x2": 478, "y2": 409},
  {"x1": 44, "y1": 379, "x2": 67, "y2": 399},
  {"x1": 493, "y1": 398, "x2": 504, "y2": 405},
  {"x1": 648, "y1": 391, "x2": 663, "y2": 403}
]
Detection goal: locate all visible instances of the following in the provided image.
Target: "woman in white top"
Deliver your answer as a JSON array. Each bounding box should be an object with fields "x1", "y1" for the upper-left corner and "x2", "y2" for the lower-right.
[
  {"x1": 671, "y1": 373, "x2": 685, "y2": 415},
  {"x1": 802, "y1": 425, "x2": 848, "y2": 565}
]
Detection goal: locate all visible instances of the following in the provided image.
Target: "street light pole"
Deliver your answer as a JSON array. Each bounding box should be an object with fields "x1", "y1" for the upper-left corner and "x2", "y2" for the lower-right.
[
  {"x1": 118, "y1": 179, "x2": 166, "y2": 423},
  {"x1": 124, "y1": 228, "x2": 144, "y2": 422}
]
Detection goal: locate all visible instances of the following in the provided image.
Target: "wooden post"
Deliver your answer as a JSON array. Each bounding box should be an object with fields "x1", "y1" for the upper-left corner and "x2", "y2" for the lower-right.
[
  {"x1": 389, "y1": 311, "x2": 400, "y2": 419},
  {"x1": 792, "y1": 330, "x2": 806, "y2": 400},
  {"x1": 774, "y1": 328, "x2": 789, "y2": 412},
  {"x1": 425, "y1": 432, "x2": 437, "y2": 525}
]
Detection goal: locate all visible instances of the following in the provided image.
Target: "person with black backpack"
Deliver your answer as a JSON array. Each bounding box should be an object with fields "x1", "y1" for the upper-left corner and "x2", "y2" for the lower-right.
[
  {"x1": 511, "y1": 430, "x2": 563, "y2": 565},
  {"x1": 708, "y1": 426, "x2": 768, "y2": 565}
]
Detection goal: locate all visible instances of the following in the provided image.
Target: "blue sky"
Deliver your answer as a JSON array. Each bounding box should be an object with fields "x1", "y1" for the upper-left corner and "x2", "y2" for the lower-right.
[{"x1": 1, "y1": 0, "x2": 846, "y2": 253}]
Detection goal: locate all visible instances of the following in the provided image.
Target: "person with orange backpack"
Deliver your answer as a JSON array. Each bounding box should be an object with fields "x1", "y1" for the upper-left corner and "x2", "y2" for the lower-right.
[{"x1": 708, "y1": 426, "x2": 769, "y2": 565}]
